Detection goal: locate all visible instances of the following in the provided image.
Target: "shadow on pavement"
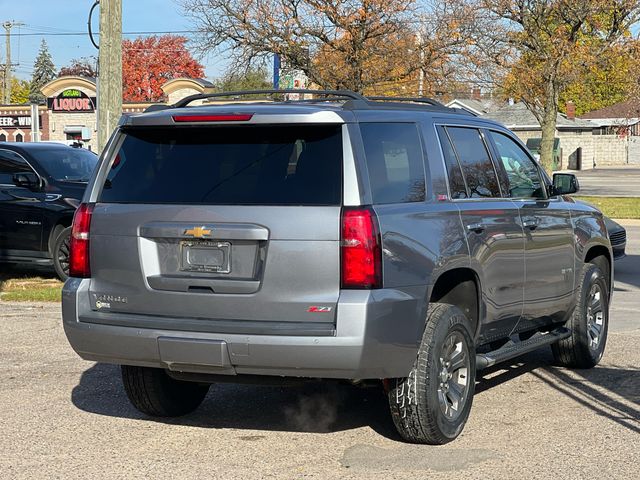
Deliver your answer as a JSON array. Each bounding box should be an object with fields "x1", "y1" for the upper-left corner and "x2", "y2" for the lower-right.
[
  {"x1": 613, "y1": 254, "x2": 640, "y2": 291},
  {"x1": 73, "y1": 346, "x2": 639, "y2": 438},
  {"x1": 72, "y1": 363, "x2": 402, "y2": 440},
  {"x1": 476, "y1": 348, "x2": 640, "y2": 434}
]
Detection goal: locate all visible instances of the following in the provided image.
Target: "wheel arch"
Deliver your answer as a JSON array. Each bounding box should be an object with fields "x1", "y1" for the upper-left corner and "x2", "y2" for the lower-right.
[
  {"x1": 584, "y1": 245, "x2": 612, "y2": 298},
  {"x1": 429, "y1": 267, "x2": 481, "y2": 340},
  {"x1": 47, "y1": 216, "x2": 73, "y2": 256}
]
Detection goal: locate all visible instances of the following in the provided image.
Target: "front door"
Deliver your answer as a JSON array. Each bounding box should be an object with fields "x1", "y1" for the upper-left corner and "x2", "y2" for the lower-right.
[{"x1": 487, "y1": 130, "x2": 575, "y2": 329}]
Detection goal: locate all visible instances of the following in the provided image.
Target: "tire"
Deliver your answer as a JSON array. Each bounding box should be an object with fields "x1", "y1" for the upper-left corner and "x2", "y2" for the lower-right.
[
  {"x1": 388, "y1": 303, "x2": 476, "y2": 444},
  {"x1": 552, "y1": 263, "x2": 609, "y2": 368},
  {"x1": 121, "y1": 365, "x2": 210, "y2": 417},
  {"x1": 52, "y1": 227, "x2": 71, "y2": 281}
]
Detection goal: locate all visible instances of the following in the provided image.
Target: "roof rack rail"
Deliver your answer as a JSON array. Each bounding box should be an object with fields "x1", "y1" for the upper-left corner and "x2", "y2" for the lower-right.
[
  {"x1": 172, "y1": 89, "x2": 368, "y2": 109},
  {"x1": 367, "y1": 96, "x2": 445, "y2": 107},
  {"x1": 142, "y1": 89, "x2": 456, "y2": 113}
]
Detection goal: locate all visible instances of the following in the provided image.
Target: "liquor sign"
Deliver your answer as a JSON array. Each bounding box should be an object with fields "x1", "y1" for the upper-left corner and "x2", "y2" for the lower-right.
[
  {"x1": 47, "y1": 89, "x2": 96, "y2": 113},
  {"x1": 0, "y1": 115, "x2": 36, "y2": 128}
]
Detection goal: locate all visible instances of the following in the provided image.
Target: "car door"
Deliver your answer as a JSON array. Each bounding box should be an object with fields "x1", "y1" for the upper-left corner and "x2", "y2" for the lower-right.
[
  {"x1": 0, "y1": 149, "x2": 45, "y2": 255},
  {"x1": 437, "y1": 125, "x2": 525, "y2": 344},
  {"x1": 486, "y1": 130, "x2": 575, "y2": 329}
]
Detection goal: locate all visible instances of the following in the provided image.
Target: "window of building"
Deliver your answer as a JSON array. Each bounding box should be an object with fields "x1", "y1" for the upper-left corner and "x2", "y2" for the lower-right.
[
  {"x1": 360, "y1": 123, "x2": 426, "y2": 204},
  {"x1": 0, "y1": 134, "x2": 6, "y2": 142},
  {"x1": 15, "y1": 133, "x2": 23, "y2": 142},
  {"x1": 489, "y1": 131, "x2": 544, "y2": 198},
  {"x1": 445, "y1": 127, "x2": 501, "y2": 198}
]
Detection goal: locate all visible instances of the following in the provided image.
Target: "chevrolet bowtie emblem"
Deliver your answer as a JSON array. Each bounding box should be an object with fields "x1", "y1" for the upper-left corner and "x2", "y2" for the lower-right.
[{"x1": 184, "y1": 226, "x2": 212, "y2": 238}]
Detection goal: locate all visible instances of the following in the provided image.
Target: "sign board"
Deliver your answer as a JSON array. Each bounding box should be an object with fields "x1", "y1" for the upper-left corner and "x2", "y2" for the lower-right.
[
  {"x1": 0, "y1": 115, "x2": 38, "y2": 128},
  {"x1": 47, "y1": 89, "x2": 96, "y2": 113},
  {"x1": 279, "y1": 70, "x2": 308, "y2": 100},
  {"x1": 81, "y1": 127, "x2": 92, "y2": 141}
]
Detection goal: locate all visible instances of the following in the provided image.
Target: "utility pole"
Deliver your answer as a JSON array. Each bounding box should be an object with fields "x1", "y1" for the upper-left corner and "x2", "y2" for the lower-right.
[
  {"x1": 97, "y1": 0, "x2": 122, "y2": 153},
  {"x1": 3, "y1": 21, "x2": 24, "y2": 104},
  {"x1": 416, "y1": 31, "x2": 424, "y2": 98}
]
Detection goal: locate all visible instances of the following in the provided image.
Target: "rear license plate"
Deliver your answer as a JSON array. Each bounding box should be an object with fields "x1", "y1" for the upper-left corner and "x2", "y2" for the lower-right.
[{"x1": 180, "y1": 241, "x2": 231, "y2": 273}]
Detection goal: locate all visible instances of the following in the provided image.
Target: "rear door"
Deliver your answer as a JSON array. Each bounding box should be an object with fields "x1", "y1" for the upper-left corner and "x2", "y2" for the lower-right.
[
  {"x1": 487, "y1": 130, "x2": 575, "y2": 326},
  {"x1": 87, "y1": 123, "x2": 345, "y2": 332},
  {"x1": 438, "y1": 126, "x2": 525, "y2": 344}
]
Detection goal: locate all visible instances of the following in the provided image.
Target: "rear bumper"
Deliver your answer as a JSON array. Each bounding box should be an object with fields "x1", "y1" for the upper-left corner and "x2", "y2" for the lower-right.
[{"x1": 62, "y1": 279, "x2": 426, "y2": 379}]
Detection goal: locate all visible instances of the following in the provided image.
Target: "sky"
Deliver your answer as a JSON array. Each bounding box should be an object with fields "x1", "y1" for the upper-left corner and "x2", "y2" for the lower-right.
[{"x1": 0, "y1": 0, "x2": 229, "y2": 81}]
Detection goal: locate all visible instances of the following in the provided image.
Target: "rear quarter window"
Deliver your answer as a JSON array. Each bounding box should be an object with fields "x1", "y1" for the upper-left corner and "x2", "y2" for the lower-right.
[
  {"x1": 99, "y1": 125, "x2": 343, "y2": 205},
  {"x1": 360, "y1": 123, "x2": 426, "y2": 204}
]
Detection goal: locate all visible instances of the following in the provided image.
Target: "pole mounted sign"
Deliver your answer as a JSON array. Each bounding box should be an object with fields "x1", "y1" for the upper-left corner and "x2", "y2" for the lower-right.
[{"x1": 47, "y1": 89, "x2": 97, "y2": 113}]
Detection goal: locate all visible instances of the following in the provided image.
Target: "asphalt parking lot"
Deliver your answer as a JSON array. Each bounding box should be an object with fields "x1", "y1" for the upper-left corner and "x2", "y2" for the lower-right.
[
  {"x1": 1, "y1": 224, "x2": 639, "y2": 479},
  {"x1": 572, "y1": 167, "x2": 640, "y2": 196}
]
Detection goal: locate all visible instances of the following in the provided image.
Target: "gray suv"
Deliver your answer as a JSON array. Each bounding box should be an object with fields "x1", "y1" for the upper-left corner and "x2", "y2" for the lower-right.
[{"x1": 62, "y1": 90, "x2": 612, "y2": 444}]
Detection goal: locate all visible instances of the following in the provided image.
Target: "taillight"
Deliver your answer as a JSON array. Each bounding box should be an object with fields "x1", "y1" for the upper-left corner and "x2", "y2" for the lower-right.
[
  {"x1": 341, "y1": 207, "x2": 382, "y2": 289},
  {"x1": 69, "y1": 203, "x2": 94, "y2": 278}
]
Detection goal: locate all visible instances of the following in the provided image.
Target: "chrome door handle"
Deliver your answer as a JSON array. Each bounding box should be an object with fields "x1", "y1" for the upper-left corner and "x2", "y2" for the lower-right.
[
  {"x1": 466, "y1": 223, "x2": 485, "y2": 233},
  {"x1": 523, "y1": 219, "x2": 539, "y2": 230}
]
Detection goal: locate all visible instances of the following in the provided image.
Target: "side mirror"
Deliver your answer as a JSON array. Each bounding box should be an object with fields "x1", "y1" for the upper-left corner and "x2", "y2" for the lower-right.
[
  {"x1": 13, "y1": 172, "x2": 40, "y2": 190},
  {"x1": 552, "y1": 173, "x2": 579, "y2": 195}
]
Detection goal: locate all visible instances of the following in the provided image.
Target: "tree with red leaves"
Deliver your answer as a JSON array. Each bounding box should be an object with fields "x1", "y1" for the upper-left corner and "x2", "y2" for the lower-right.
[
  {"x1": 59, "y1": 57, "x2": 98, "y2": 79},
  {"x1": 122, "y1": 35, "x2": 205, "y2": 102}
]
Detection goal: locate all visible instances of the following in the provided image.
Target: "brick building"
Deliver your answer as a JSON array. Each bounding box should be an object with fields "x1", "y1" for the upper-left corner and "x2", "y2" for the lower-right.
[{"x1": 0, "y1": 76, "x2": 214, "y2": 151}]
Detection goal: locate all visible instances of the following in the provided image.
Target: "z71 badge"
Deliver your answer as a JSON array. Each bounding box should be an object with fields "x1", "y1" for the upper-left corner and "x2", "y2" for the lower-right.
[{"x1": 307, "y1": 306, "x2": 332, "y2": 313}]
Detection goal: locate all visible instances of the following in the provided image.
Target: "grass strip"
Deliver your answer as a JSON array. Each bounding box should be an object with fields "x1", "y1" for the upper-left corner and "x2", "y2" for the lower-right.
[{"x1": 574, "y1": 196, "x2": 640, "y2": 219}]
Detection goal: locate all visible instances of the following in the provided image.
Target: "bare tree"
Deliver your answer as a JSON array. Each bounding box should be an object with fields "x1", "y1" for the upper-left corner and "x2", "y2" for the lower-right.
[
  {"x1": 467, "y1": 0, "x2": 640, "y2": 172},
  {"x1": 182, "y1": 0, "x2": 471, "y2": 94}
]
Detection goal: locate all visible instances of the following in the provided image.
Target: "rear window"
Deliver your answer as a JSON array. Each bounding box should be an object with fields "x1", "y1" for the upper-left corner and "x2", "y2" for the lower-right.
[
  {"x1": 360, "y1": 123, "x2": 426, "y2": 204},
  {"x1": 100, "y1": 125, "x2": 343, "y2": 205},
  {"x1": 31, "y1": 147, "x2": 97, "y2": 182}
]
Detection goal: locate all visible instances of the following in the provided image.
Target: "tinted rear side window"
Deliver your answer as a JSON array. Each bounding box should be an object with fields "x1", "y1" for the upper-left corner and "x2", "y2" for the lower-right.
[
  {"x1": 446, "y1": 127, "x2": 501, "y2": 198},
  {"x1": 436, "y1": 127, "x2": 468, "y2": 199},
  {"x1": 360, "y1": 123, "x2": 426, "y2": 204},
  {"x1": 100, "y1": 125, "x2": 343, "y2": 205}
]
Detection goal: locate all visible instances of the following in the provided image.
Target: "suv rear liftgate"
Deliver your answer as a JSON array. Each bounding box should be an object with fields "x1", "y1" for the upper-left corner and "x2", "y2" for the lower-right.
[{"x1": 84, "y1": 121, "x2": 347, "y2": 337}]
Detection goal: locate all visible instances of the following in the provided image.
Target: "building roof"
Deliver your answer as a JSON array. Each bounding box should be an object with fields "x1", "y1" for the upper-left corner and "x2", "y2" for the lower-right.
[
  {"x1": 483, "y1": 102, "x2": 595, "y2": 130},
  {"x1": 580, "y1": 100, "x2": 640, "y2": 120},
  {"x1": 578, "y1": 100, "x2": 640, "y2": 127},
  {"x1": 445, "y1": 98, "x2": 497, "y2": 116}
]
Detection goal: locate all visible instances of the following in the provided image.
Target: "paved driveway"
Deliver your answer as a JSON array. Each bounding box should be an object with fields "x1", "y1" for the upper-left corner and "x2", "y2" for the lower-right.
[
  {"x1": 572, "y1": 167, "x2": 640, "y2": 196},
  {"x1": 1, "y1": 223, "x2": 638, "y2": 479}
]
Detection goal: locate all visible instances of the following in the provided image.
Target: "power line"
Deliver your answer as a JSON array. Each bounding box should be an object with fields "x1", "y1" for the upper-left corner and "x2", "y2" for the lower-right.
[{"x1": 8, "y1": 30, "x2": 199, "y2": 37}]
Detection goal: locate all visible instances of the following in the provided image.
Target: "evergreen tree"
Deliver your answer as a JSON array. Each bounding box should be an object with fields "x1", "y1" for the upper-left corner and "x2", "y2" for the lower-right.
[{"x1": 29, "y1": 40, "x2": 56, "y2": 103}]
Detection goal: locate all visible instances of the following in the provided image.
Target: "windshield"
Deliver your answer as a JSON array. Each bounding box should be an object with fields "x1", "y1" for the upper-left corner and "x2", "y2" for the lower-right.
[{"x1": 32, "y1": 147, "x2": 98, "y2": 181}]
